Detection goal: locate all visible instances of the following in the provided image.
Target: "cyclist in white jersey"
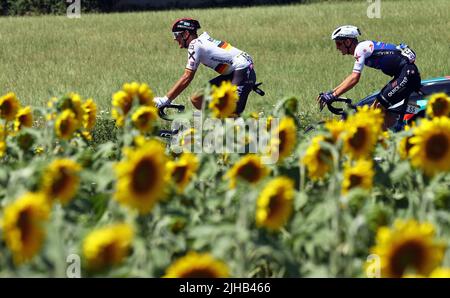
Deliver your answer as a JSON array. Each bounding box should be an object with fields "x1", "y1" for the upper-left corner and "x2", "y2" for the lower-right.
[{"x1": 153, "y1": 18, "x2": 256, "y2": 115}]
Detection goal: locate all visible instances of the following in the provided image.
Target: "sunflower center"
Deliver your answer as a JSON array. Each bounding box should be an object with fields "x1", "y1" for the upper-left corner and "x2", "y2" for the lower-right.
[
  {"x1": 432, "y1": 99, "x2": 448, "y2": 117},
  {"x1": 216, "y1": 94, "x2": 230, "y2": 111},
  {"x1": 318, "y1": 149, "x2": 332, "y2": 165},
  {"x1": 278, "y1": 130, "x2": 287, "y2": 153},
  {"x1": 59, "y1": 117, "x2": 73, "y2": 135},
  {"x1": 237, "y1": 162, "x2": 260, "y2": 183},
  {"x1": 180, "y1": 268, "x2": 218, "y2": 278},
  {"x1": 268, "y1": 192, "x2": 283, "y2": 218},
  {"x1": 17, "y1": 208, "x2": 34, "y2": 245},
  {"x1": 425, "y1": 133, "x2": 448, "y2": 161},
  {"x1": 348, "y1": 174, "x2": 363, "y2": 189},
  {"x1": 131, "y1": 158, "x2": 156, "y2": 194},
  {"x1": 172, "y1": 165, "x2": 188, "y2": 184},
  {"x1": 349, "y1": 126, "x2": 367, "y2": 149},
  {"x1": 51, "y1": 168, "x2": 72, "y2": 197},
  {"x1": 100, "y1": 242, "x2": 120, "y2": 266},
  {"x1": 1, "y1": 100, "x2": 12, "y2": 116},
  {"x1": 405, "y1": 136, "x2": 414, "y2": 154},
  {"x1": 390, "y1": 239, "x2": 426, "y2": 277}
]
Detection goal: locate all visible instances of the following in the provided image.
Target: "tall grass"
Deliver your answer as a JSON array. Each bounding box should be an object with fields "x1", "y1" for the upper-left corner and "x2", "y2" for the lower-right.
[{"x1": 0, "y1": 0, "x2": 449, "y2": 122}]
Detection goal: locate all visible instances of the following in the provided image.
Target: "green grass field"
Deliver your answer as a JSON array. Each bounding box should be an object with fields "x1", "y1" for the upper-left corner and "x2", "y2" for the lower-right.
[{"x1": 0, "y1": 0, "x2": 449, "y2": 123}]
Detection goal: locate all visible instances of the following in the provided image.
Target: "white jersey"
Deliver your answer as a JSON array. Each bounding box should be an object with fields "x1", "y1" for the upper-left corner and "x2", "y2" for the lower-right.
[
  {"x1": 352, "y1": 40, "x2": 374, "y2": 73},
  {"x1": 186, "y1": 32, "x2": 253, "y2": 75}
]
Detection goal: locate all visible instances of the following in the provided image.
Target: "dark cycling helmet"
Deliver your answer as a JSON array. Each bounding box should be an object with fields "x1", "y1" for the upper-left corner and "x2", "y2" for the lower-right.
[{"x1": 172, "y1": 18, "x2": 201, "y2": 33}]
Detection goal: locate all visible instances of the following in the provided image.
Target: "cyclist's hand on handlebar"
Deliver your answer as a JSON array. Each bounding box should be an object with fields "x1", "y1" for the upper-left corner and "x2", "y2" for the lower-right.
[
  {"x1": 153, "y1": 96, "x2": 170, "y2": 108},
  {"x1": 317, "y1": 91, "x2": 336, "y2": 111}
]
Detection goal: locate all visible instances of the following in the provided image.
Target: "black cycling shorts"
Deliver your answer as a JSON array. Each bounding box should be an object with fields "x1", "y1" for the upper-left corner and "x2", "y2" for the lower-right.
[
  {"x1": 209, "y1": 64, "x2": 256, "y2": 115},
  {"x1": 376, "y1": 63, "x2": 421, "y2": 109}
]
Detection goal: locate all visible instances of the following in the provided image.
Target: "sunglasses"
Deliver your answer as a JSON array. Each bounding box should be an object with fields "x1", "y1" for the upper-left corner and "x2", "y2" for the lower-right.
[{"x1": 172, "y1": 31, "x2": 183, "y2": 40}]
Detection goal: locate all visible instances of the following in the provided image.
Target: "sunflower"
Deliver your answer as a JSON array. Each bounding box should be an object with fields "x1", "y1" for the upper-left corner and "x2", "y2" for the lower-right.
[
  {"x1": 342, "y1": 159, "x2": 374, "y2": 194},
  {"x1": 302, "y1": 135, "x2": 333, "y2": 180},
  {"x1": 0, "y1": 92, "x2": 20, "y2": 121},
  {"x1": 82, "y1": 223, "x2": 134, "y2": 271},
  {"x1": 409, "y1": 117, "x2": 450, "y2": 176},
  {"x1": 57, "y1": 93, "x2": 84, "y2": 127},
  {"x1": 122, "y1": 82, "x2": 154, "y2": 106},
  {"x1": 14, "y1": 106, "x2": 33, "y2": 132},
  {"x1": 41, "y1": 159, "x2": 81, "y2": 205},
  {"x1": 112, "y1": 90, "x2": 133, "y2": 127},
  {"x1": 164, "y1": 252, "x2": 230, "y2": 278},
  {"x1": 426, "y1": 93, "x2": 450, "y2": 118},
  {"x1": 256, "y1": 176, "x2": 295, "y2": 230},
  {"x1": 131, "y1": 106, "x2": 158, "y2": 133},
  {"x1": 166, "y1": 153, "x2": 199, "y2": 193},
  {"x1": 225, "y1": 154, "x2": 269, "y2": 188},
  {"x1": 325, "y1": 118, "x2": 346, "y2": 143},
  {"x1": 270, "y1": 117, "x2": 297, "y2": 161},
  {"x1": 114, "y1": 139, "x2": 168, "y2": 214},
  {"x1": 82, "y1": 98, "x2": 97, "y2": 130},
  {"x1": 370, "y1": 219, "x2": 446, "y2": 278},
  {"x1": 209, "y1": 81, "x2": 238, "y2": 118},
  {"x1": 55, "y1": 110, "x2": 78, "y2": 140},
  {"x1": 429, "y1": 268, "x2": 450, "y2": 278},
  {"x1": 398, "y1": 135, "x2": 414, "y2": 160},
  {"x1": 342, "y1": 114, "x2": 379, "y2": 159},
  {"x1": 2, "y1": 192, "x2": 50, "y2": 265},
  {"x1": 0, "y1": 140, "x2": 5, "y2": 157}
]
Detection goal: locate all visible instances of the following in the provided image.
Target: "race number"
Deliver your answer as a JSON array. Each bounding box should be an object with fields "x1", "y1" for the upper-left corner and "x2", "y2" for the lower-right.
[
  {"x1": 406, "y1": 103, "x2": 420, "y2": 114},
  {"x1": 397, "y1": 44, "x2": 416, "y2": 63}
]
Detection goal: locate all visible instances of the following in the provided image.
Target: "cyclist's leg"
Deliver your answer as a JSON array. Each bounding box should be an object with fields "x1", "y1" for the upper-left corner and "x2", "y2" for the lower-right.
[
  {"x1": 376, "y1": 64, "x2": 421, "y2": 129},
  {"x1": 232, "y1": 64, "x2": 256, "y2": 115}
]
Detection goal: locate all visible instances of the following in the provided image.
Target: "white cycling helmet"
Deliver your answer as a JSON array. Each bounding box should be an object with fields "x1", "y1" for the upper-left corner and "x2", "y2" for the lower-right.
[{"x1": 331, "y1": 25, "x2": 361, "y2": 40}]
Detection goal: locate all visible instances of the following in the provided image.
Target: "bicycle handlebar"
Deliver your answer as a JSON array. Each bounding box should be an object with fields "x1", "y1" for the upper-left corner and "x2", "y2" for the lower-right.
[
  {"x1": 326, "y1": 97, "x2": 357, "y2": 116},
  {"x1": 158, "y1": 104, "x2": 185, "y2": 121}
]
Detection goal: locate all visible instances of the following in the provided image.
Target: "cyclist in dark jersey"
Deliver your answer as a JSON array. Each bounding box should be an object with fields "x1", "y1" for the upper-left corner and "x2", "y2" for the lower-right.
[{"x1": 318, "y1": 25, "x2": 421, "y2": 129}]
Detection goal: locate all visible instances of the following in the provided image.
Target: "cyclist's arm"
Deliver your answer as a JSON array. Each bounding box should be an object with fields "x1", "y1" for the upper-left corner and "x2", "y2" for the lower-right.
[
  {"x1": 166, "y1": 68, "x2": 196, "y2": 101},
  {"x1": 332, "y1": 41, "x2": 372, "y2": 97},
  {"x1": 332, "y1": 72, "x2": 361, "y2": 97}
]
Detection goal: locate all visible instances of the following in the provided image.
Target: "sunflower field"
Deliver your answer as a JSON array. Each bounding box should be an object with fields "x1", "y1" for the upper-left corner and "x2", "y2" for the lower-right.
[{"x1": 1, "y1": 79, "x2": 450, "y2": 278}]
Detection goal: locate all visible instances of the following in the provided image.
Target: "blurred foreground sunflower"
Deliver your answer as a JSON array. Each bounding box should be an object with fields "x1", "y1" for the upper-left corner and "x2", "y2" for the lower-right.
[
  {"x1": 426, "y1": 93, "x2": 450, "y2": 118},
  {"x1": 409, "y1": 117, "x2": 450, "y2": 175},
  {"x1": 14, "y1": 106, "x2": 33, "y2": 132},
  {"x1": 342, "y1": 159, "x2": 374, "y2": 194},
  {"x1": 114, "y1": 139, "x2": 168, "y2": 214},
  {"x1": 166, "y1": 153, "x2": 199, "y2": 193},
  {"x1": 2, "y1": 192, "x2": 50, "y2": 265},
  {"x1": 225, "y1": 154, "x2": 269, "y2": 188},
  {"x1": 41, "y1": 159, "x2": 82, "y2": 205},
  {"x1": 370, "y1": 219, "x2": 446, "y2": 278},
  {"x1": 302, "y1": 135, "x2": 333, "y2": 180},
  {"x1": 209, "y1": 81, "x2": 238, "y2": 119},
  {"x1": 270, "y1": 117, "x2": 297, "y2": 161},
  {"x1": 55, "y1": 110, "x2": 78, "y2": 140},
  {"x1": 131, "y1": 106, "x2": 158, "y2": 133},
  {"x1": 164, "y1": 252, "x2": 230, "y2": 278},
  {"x1": 256, "y1": 176, "x2": 294, "y2": 230},
  {"x1": 83, "y1": 223, "x2": 134, "y2": 271},
  {"x1": 0, "y1": 92, "x2": 20, "y2": 121}
]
